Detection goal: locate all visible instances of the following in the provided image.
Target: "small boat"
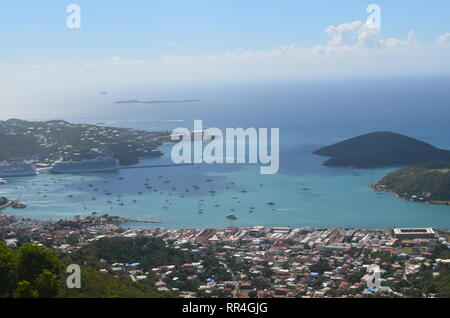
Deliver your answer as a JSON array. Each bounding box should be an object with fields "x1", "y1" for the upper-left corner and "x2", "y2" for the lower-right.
[
  {"x1": 266, "y1": 201, "x2": 276, "y2": 206},
  {"x1": 226, "y1": 213, "x2": 238, "y2": 220},
  {"x1": 11, "y1": 201, "x2": 27, "y2": 209}
]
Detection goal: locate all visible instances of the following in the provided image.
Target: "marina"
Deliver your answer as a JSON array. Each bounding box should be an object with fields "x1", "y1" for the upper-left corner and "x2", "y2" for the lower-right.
[{"x1": 2, "y1": 142, "x2": 450, "y2": 230}]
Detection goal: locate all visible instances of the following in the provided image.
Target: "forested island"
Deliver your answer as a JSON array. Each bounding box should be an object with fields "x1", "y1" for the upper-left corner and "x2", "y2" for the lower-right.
[
  {"x1": 315, "y1": 132, "x2": 450, "y2": 205},
  {"x1": 314, "y1": 132, "x2": 450, "y2": 169},
  {"x1": 0, "y1": 119, "x2": 171, "y2": 165}
]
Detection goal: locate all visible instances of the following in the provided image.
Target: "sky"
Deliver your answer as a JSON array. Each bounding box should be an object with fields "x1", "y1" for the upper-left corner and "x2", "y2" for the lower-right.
[{"x1": 0, "y1": 0, "x2": 450, "y2": 117}]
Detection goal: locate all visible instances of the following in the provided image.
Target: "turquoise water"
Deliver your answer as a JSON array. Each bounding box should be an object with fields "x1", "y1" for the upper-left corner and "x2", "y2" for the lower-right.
[{"x1": 2, "y1": 142, "x2": 450, "y2": 229}]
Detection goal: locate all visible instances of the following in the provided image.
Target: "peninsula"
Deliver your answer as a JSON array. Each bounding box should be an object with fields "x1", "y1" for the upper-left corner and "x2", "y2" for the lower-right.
[
  {"x1": 373, "y1": 161, "x2": 450, "y2": 205},
  {"x1": 0, "y1": 119, "x2": 171, "y2": 166}
]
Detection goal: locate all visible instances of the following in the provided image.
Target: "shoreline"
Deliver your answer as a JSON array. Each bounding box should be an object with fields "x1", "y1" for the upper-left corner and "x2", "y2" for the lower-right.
[
  {"x1": 370, "y1": 184, "x2": 450, "y2": 207},
  {"x1": 2, "y1": 211, "x2": 449, "y2": 231}
]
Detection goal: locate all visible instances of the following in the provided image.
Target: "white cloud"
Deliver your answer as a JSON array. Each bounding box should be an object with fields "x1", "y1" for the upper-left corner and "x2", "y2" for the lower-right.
[
  {"x1": 324, "y1": 21, "x2": 381, "y2": 49},
  {"x1": 437, "y1": 33, "x2": 450, "y2": 46},
  {"x1": 379, "y1": 31, "x2": 418, "y2": 49}
]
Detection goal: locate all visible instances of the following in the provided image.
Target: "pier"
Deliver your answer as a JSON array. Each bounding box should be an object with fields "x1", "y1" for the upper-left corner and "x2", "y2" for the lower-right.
[
  {"x1": 0, "y1": 200, "x2": 13, "y2": 210},
  {"x1": 120, "y1": 217, "x2": 163, "y2": 224}
]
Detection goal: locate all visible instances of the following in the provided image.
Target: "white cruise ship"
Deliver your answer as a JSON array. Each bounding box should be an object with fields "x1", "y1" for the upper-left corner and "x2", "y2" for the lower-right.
[
  {"x1": 49, "y1": 157, "x2": 119, "y2": 174},
  {"x1": 0, "y1": 161, "x2": 37, "y2": 178}
]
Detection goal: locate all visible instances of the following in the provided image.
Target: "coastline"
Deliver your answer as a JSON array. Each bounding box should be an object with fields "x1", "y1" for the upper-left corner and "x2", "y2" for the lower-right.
[
  {"x1": 370, "y1": 184, "x2": 450, "y2": 207},
  {"x1": 2, "y1": 210, "x2": 449, "y2": 231}
]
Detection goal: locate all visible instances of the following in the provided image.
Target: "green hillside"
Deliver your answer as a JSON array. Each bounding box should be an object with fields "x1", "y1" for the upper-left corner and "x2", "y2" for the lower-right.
[
  {"x1": 314, "y1": 132, "x2": 450, "y2": 168},
  {"x1": 374, "y1": 161, "x2": 450, "y2": 204}
]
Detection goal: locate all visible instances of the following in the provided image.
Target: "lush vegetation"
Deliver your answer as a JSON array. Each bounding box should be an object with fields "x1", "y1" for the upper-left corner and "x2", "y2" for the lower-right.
[
  {"x1": 0, "y1": 242, "x2": 62, "y2": 298},
  {"x1": 0, "y1": 237, "x2": 191, "y2": 298},
  {"x1": 58, "y1": 265, "x2": 166, "y2": 298},
  {"x1": 314, "y1": 131, "x2": 450, "y2": 168},
  {"x1": 375, "y1": 161, "x2": 450, "y2": 203},
  {"x1": 69, "y1": 237, "x2": 194, "y2": 270},
  {"x1": 0, "y1": 118, "x2": 170, "y2": 165}
]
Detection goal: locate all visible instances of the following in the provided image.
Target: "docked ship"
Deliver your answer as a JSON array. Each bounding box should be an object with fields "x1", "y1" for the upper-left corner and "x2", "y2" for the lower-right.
[
  {"x1": 49, "y1": 157, "x2": 119, "y2": 174},
  {"x1": 0, "y1": 161, "x2": 37, "y2": 178}
]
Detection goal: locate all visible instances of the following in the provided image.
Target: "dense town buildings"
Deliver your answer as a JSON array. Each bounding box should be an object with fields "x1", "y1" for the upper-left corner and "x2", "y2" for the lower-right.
[{"x1": 1, "y1": 213, "x2": 449, "y2": 298}]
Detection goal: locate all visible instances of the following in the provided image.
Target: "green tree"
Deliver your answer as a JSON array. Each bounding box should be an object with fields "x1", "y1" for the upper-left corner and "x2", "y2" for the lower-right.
[
  {"x1": 13, "y1": 281, "x2": 38, "y2": 298},
  {"x1": 16, "y1": 243, "x2": 62, "y2": 283},
  {"x1": 35, "y1": 270, "x2": 60, "y2": 298},
  {"x1": 0, "y1": 242, "x2": 17, "y2": 297}
]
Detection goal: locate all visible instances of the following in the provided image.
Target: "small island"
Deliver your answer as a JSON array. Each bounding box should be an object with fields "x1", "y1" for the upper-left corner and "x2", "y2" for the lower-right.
[
  {"x1": 315, "y1": 132, "x2": 450, "y2": 205},
  {"x1": 0, "y1": 119, "x2": 171, "y2": 166},
  {"x1": 115, "y1": 99, "x2": 199, "y2": 105},
  {"x1": 314, "y1": 131, "x2": 450, "y2": 168}
]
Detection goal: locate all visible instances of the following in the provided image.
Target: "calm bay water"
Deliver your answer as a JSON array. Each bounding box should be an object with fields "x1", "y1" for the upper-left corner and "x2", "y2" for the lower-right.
[{"x1": 2, "y1": 78, "x2": 450, "y2": 229}]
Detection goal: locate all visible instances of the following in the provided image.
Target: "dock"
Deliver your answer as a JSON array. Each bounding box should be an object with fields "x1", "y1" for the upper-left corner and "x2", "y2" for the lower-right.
[
  {"x1": 120, "y1": 217, "x2": 163, "y2": 224},
  {"x1": 0, "y1": 200, "x2": 13, "y2": 210}
]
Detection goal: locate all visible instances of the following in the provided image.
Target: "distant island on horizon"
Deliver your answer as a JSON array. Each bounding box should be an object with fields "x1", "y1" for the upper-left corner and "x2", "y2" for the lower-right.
[
  {"x1": 115, "y1": 99, "x2": 199, "y2": 105},
  {"x1": 314, "y1": 131, "x2": 450, "y2": 206}
]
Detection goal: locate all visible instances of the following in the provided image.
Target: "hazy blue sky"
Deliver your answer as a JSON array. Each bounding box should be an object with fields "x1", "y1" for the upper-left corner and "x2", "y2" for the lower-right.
[
  {"x1": 0, "y1": 1, "x2": 449, "y2": 117},
  {"x1": 0, "y1": 0, "x2": 449, "y2": 62}
]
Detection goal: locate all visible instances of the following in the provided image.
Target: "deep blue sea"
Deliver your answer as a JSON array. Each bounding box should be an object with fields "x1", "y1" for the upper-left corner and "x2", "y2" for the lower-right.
[{"x1": 2, "y1": 76, "x2": 450, "y2": 229}]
